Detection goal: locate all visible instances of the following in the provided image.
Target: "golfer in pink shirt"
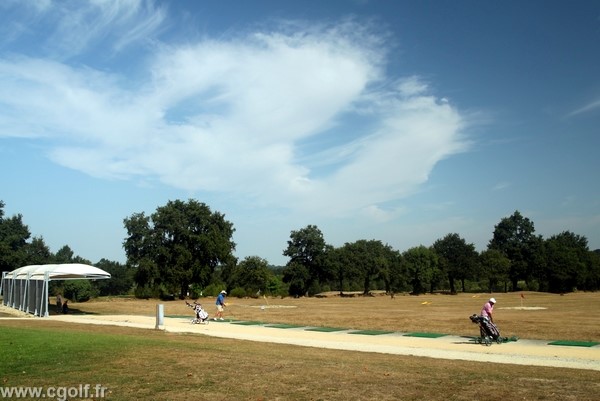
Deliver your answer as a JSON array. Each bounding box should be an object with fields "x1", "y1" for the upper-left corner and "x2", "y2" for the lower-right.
[{"x1": 481, "y1": 297, "x2": 496, "y2": 323}]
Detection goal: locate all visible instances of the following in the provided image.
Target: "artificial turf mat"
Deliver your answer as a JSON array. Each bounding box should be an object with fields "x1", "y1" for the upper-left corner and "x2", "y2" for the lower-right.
[
  {"x1": 547, "y1": 340, "x2": 600, "y2": 347},
  {"x1": 348, "y1": 330, "x2": 395, "y2": 336},
  {"x1": 266, "y1": 324, "x2": 305, "y2": 329},
  {"x1": 305, "y1": 327, "x2": 348, "y2": 332},
  {"x1": 403, "y1": 332, "x2": 448, "y2": 338},
  {"x1": 231, "y1": 321, "x2": 264, "y2": 325}
]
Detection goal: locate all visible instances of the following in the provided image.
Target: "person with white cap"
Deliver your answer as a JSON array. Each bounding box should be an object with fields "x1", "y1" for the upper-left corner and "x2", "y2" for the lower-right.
[
  {"x1": 481, "y1": 297, "x2": 496, "y2": 323},
  {"x1": 214, "y1": 290, "x2": 227, "y2": 321}
]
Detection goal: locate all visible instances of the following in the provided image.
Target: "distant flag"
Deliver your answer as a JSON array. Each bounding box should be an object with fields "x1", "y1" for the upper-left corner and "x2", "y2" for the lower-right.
[{"x1": 520, "y1": 292, "x2": 525, "y2": 308}]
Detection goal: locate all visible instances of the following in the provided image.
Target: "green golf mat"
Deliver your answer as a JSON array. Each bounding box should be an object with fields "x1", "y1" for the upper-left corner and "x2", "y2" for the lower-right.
[
  {"x1": 348, "y1": 330, "x2": 395, "y2": 336},
  {"x1": 305, "y1": 327, "x2": 348, "y2": 332},
  {"x1": 548, "y1": 340, "x2": 599, "y2": 347},
  {"x1": 403, "y1": 332, "x2": 447, "y2": 338},
  {"x1": 266, "y1": 324, "x2": 305, "y2": 329},
  {"x1": 231, "y1": 321, "x2": 264, "y2": 325}
]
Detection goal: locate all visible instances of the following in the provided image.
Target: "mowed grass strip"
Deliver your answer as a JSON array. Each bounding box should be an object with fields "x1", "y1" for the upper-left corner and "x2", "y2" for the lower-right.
[
  {"x1": 266, "y1": 323, "x2": 305, "y2": 329},
  {"x1": 1, "y1": 320, "x2": 600, "y2": 401},
  {"x1": 348, "y1": 329, "x2": 395, "y2": 335},
  {"x1": 548, "y1": 340, "x2": 600, "y2": 347},
  {"x1": 404, "y1": 332, "x2": 448, "y2": 338},
  {"x1": 231, "y1": 320, "x2": 264, "y2": 325},
  {"x1": 305, "y1": 326, "x2": 348, "y2": 332}
]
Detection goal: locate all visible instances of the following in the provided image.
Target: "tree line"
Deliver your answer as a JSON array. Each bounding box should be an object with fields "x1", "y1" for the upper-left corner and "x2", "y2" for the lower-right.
[
  {"x1": 281, "y1": 220, "x2": 600, "y2": 296},
  {"x1": 1, "y1": 199, "x2": 599, "y2": 301}
]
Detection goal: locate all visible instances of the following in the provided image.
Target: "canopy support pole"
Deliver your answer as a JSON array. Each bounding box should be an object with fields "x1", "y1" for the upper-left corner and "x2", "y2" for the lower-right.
[{"x1": 42, "y1": 272, "x2": 49, "y2": 317}]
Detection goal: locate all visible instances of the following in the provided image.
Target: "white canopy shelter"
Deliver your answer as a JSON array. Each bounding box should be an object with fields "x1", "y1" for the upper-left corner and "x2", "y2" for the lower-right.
[{"x1": 1, "y1": 263, "x2": 111, "y2": 317}]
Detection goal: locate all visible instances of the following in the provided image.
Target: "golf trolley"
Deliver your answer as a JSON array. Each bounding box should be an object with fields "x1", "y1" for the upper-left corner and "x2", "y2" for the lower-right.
[
  {"x1": 186, "y1": 301, "x2": 209, "y2": 325},
  {"x1": 469, "y1": 314, "x2": 503, "y2": 346}
]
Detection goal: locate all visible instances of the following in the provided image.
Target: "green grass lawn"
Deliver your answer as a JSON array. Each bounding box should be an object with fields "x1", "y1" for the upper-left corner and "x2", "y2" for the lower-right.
[{"x1": 2, "y1": 327, "x2": 130, "y2": 375}]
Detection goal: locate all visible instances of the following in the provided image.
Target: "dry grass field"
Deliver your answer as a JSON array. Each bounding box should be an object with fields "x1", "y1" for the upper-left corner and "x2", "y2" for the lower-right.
[
  {"x1": 2, "y1": 291, "x2": 599, "y2": 401},
  {"x1": 70, "y1": 291, "x2": 600, "y2": 341}
]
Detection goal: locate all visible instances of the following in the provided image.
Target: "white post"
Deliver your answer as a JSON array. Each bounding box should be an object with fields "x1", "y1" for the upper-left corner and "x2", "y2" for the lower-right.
[
  {"x1": 43, "y1": 272, "x2": 50, "y2": 317},
  {"x1": 10, "y1": 272, "x2": 16, "y2": 308},
  {"x1": 155, "y1": 304, "x2": 164, "y2": 330},
  {"x1": 24, "y1": 273, "x2": 30, "y2": 313}
]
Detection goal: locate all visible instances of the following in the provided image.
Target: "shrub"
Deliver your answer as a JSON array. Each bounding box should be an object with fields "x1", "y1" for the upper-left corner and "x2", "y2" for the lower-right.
[
  {"x1": 188, "y1": 283, "x2": 203, "y2": 299},
  {"x1": 63, "y1": 280, "x2": 98, "y2": 302},
  {"x1": 134, "y1": 285, "x2": 155, "y2": 299},
  {"x1": 203, "y1": 283, "x2": 225, "y2": 297},
  {"x1": 229, "y1": 287, "x2": 246, "y2": 298},
  {"x1": 158, "y1": 285, "x2": 176, "y2": 300}
]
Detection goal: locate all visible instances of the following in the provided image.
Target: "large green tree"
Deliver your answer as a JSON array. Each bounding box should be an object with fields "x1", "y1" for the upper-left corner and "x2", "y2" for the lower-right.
[
  {"x1": 488, "y1": 210, "x2": 541, "y2": 291},
  {"x1": 51, "y1": 245, "x2": 90, "y2": 264},
  {"x1": 479, "y1": 249, "x2": 511, "y2": 292},
  {"x1": 327, "y1": 245, "x2": 360, "y2": 294},
  {"x1": 231, "y1": 256, "x2": 273, "y2": 296},
  {"x1": 403, "y1": 245, "x2": 439, "y2": 295},
  {"x1": 0, "y1": 200, "x2": 31, "y2": 272},
  {"x1": 432, "y1": 233, "x2": 478, "y2": 294},
  {"x1": 585, "y1": 250, "x2": 600, "y2": 291},
  {"x1": 282, "y1": 225, "x2": 330, "y2": 296},
  {"x1": 122, "y1": 212, "x2": 157, "y2": 297},
  {"x1": 282, "y1": 261, "x2": 310, "y2": 297},
  {"x1": 53, "y1": 245, "x2": 75, "y2": 264},
  {"x1": 24, "y1": 236, "x2": 52, "y2": 266},
  {"x1": 544, "y1": 231, "x2": 589, "y2": 293},
  {"x1": 123, "y1": 199, "x2": 236, "y2": 299},
  {"x1": 338, "y1": 239, "x2": 400, "y2": 295}
]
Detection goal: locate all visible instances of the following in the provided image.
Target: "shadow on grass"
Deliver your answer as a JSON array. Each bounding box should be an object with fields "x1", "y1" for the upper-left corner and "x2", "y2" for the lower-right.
[{"x1": 51, "y1": 307, "x2": 100, "y2": 316}]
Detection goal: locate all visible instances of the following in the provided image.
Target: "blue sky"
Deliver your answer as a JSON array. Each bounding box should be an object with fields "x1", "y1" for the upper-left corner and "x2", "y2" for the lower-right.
[{"x1": 1, "y1": 0, "x2": 598, "y2": 266}]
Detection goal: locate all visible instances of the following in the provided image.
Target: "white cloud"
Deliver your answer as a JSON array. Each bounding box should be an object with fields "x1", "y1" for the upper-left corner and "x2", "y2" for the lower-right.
[
  {"x1": 397, "y1": 76, "x2": 429, "y2": 97},
  {"x1": 0, "y1": 3, "x2": 471, "y2": 222}
]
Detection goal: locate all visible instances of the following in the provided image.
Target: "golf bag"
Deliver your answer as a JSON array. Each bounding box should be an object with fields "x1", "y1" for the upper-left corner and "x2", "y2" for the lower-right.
[
  {"x1": 186, "y1": 301, "x2": 209, "y2": 324},
  {"x1": 470, "y1": 314, "x2": 502, "y2": 345}
]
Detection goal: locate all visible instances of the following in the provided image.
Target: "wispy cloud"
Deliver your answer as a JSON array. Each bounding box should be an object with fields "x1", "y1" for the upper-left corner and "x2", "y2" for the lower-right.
[
  {"x1": 567, "y1": 98, "x2": 600, "y2": 118},
  {"x1": 492, "y1": 182, "x2": 510, "y2": 191},
  {"x1": 0, "y1": 0, "x2": 166, "y2": 59},
  {"x1": 0, "y1": 1, "x2": 471, "y2": 219}
]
